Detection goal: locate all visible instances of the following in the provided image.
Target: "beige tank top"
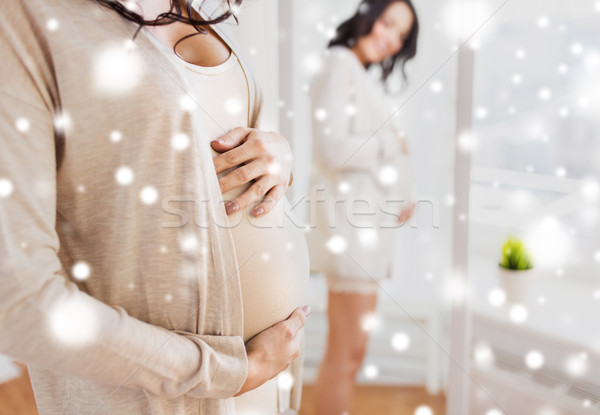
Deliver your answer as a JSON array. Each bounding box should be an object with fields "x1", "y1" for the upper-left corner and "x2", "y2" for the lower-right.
[{"x1": 181, "y1": 52, "x2": 309, "y2": 412}]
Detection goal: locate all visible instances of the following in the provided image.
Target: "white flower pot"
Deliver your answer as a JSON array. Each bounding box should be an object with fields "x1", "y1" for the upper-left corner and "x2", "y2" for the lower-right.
[{"x1": 498, "y1": 267, "x2": 536, "y2": 304}]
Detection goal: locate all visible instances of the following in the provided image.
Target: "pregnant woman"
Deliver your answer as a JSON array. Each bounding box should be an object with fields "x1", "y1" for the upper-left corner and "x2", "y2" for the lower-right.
[
  {"x1": 166, "y1": 3, "x2": 310, "y2": 412},
  {"x1": 308, "y1": 1, "x2": 419, "y2": 413},
  {"x1": 0, "y1": 0, "x2": 308, "y2": 414}
]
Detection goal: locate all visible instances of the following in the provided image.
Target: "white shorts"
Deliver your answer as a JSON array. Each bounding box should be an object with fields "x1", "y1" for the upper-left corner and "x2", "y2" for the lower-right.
[{"x1": 326, "y1": 273, "x2": 380, "y2": 295}]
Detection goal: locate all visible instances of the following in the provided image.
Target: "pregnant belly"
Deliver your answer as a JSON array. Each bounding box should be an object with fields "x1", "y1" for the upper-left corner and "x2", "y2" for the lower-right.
[{"x1": 224, "y1": 184, "x2": 309, "y2": 342}]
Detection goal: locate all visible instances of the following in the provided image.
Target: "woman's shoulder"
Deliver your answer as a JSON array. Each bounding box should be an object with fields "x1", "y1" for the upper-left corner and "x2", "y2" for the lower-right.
[{"x1": 320, "y1": 46, "x2": 362, "y2": 77}]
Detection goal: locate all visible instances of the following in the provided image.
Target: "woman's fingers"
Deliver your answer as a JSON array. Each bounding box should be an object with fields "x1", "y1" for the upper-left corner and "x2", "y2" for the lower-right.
[
  {"x1": 251, "y1": 184, "x2": 286, "y2": 217},
  {"x1": 213, "y1": 144, "x2": 255, "y2": 174},
  {"x1": 212, "y1": 128, "x2": 293, "y2": 215},
  {"x1": 225, "y1": 176, "x2": 276, "y2": 216},
  {"x1": 218, "y1": 161, "x2": 262, "y2": 194},
  {"x1": 210, "y1": 126, "x2": 251, "y2": 152},
  {"x1": 286, "y1": 306, "x2": 311, "y2": 334},
  {"x1": 397, "y1": 203, "x2": 416, "y2": 223}
]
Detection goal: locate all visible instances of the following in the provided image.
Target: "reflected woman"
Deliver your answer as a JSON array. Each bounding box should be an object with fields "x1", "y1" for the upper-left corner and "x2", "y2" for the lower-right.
[{"x1": 308, "y1": 0, "x2": 419, "y2": 413}]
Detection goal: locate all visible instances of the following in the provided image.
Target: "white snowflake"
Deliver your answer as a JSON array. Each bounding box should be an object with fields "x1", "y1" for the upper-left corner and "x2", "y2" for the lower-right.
[
  {"x1": 314, "y1": 108, "x2": 327, "y2": 121},
  {"x1": 458, "y1": 133, "x2": 477, "y2": 152},
  {"x1": 179, "y1": 95, "x2": 196, "y2": 112},
  {"x1": 557, "y1": 63, "x2": 569, "y2": 74},
  {"x1": 391, "y1": 332, "x2": 410, "y2": 351},
  {"x1": 15, "y1": 117, "x2": 30, "y2": 133},
  {"x1": 179, "y1": 233, "x2": 199, "y2": 252},
  {"x1": 469, "y1": 38, "x2": 482, "y2": 50},
  {"x1": 357, "y1": 228, "x2": 378, "y2": 248},
  {"x1": 277, "y1": 372, "x2": 294, "y2": 391},
  {"x1": 47, "y1": 18, "x2": 59, "y2": 31},
  {"x1": 581, "y1": 179, "x2": 599, "y2": 201},
  {"x1": 536, "y1": 16, "x2": 549, "y2": 29},
  {"x1": 267, "y1": 162, "x2": 281, "y2": 175},
  {"x1": 109, "y1": 130, "x2": 123, "y2": 143},
  {"x1": 430, "y1": 80, "x2": 443, "y2": 93},
  {"x1": 115, "y1": 166, "x2": 134, "y2": 186},
  {"x1": 515, "y1": 48, "x2": 526, "y2": 59},
  {"x1": 475, "y1": 106, "x2": 488, "y2": 119},
  {"x1": 414, "y1": 405, "x2": 433, "y2": 415},
  {"x1": 326, "y1": 235, "x2": 346, "y2": 254},
  {"x1": 140, "y1": 186, "x2": 158, "y2": 205},
  {"x1": 123, "y1": 39, "x2": 135, "y2": 51},
  {"x1": 93, "y1": 42, "x2": 144, "y2": 95},
  {"x1": 559, "y1": 107, "x2": 569, "y2": 117},
  {"x1": 224, "y1": 97, "x2": 243, "y2": 115},
  {"x1": 54, "y1": 112, "x2": 72, "y2": 132},
  {"x1": 324, "y1": 27, "x2": 336, "y2": 40},
  {"x1": 378, "y1": 165, "x2": 398, "y2": 185},
  {"x1": 538, "y1": 87, "x2": 552, "y2": 101},
  {"x1": 171, "y1": 133, "x2": 190, "y2": 151},
  {"x1": 0, "y1": 178, "x2": 14, "y2": 198},
  {"x1": 338, "y1": 181, "x2": 351, "y2": 194},
  {"x1": 570, "y1": 42, "x2": 583, "y2": 56},
  {"x1": 474, "y1": 343, "x2": 495, "y2": 368},
  {"x1": 511, "y1": 73, "x2": 522, "y2": 84},
  {"x1": 565, "y1": 353, "x2": 588, "y2": 377},
  {"x1": 123, "y1": 1, "x2": 140, "y2": 12},
  {"x1": 487, "y1": 288, "x2": 506, "y2": 307},
  {"x1": 446, "y1": 274, "x2": 468, "y2": 303},
  {"x1": 49, "y1": 297, "x2": 98, "y2": 347},
  {"x1": 303, "y1": 53, "x2": 322, "y2": 76},
  {"x1": 509, "y1": 304, "x2": 528, "y2": 324},
  {"x1": 361, "y1": 313, "x2": 381, "y2": 332},
  {"x1": 71, "y1": 261, "x2": 91, "y2": 281},
  {"x1": 363, "y1": 364, "x2": 378, "y2": 379},
  {"x1": 525, "y1": 350, "x2": 544, "y2": 370}
]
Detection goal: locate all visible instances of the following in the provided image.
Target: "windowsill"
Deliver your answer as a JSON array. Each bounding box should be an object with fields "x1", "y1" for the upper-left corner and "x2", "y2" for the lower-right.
[{"x1": 469, "y1": 256, "x2": 600, "y2": 353}]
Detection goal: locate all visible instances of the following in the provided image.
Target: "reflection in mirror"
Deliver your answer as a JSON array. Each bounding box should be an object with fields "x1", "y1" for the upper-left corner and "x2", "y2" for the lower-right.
[{"x1": 287, "y1": 0, "x2": 455, "y2": 413}]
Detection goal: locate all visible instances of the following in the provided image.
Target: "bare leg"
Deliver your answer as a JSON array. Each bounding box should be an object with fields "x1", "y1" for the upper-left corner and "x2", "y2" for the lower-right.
[{"x1": 314, "y1": 289, "x2": 377, "y2": 415}]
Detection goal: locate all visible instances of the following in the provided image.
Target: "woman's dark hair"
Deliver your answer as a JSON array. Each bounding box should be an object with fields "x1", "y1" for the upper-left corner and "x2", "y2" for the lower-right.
[
  {"x1": 329, "y1": 0, "x2": 419, "y2": 82},
  {"x1": 95, "y1": 0, "x2": 242, "y2": 48}
]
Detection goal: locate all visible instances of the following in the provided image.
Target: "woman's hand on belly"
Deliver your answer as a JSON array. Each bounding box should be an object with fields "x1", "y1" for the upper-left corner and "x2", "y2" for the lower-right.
[
  {"x1": 234, "y1": 305, "x2": 311, "y2": 396},
  {"x1": 211, "y1": 127, "x2": 293, "y2": 218}
]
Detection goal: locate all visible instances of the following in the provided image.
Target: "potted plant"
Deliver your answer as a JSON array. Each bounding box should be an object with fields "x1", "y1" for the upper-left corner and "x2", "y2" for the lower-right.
[{"x1": 498, "y1": 236, "x2": 535, "y2": 303}]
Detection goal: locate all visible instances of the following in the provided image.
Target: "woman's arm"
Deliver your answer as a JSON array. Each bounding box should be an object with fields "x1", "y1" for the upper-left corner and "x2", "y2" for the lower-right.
[{"x1": 312, "y1": 49, "x2": 403, "y2": 170}]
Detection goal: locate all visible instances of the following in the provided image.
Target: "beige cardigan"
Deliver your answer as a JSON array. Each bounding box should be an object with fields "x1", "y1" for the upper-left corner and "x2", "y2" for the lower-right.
[
  {"x1": 0, "y1": 0, "x2": 300, "y2": 413},
  {"x1": 307, "y1": 46, "x2": 414, "y2": 281}
]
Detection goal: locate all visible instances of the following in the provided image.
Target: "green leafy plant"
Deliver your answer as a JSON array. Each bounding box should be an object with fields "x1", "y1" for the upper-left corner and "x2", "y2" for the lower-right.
[{"x1": 499, "y1": 237, "x2": 534, "y2": 270}]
